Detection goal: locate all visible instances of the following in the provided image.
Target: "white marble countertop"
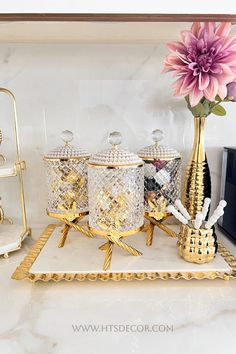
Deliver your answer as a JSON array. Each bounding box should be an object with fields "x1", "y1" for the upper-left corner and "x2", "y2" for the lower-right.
[{"x1": 0, "y1": 226, "x2": 236, "y2": 354}]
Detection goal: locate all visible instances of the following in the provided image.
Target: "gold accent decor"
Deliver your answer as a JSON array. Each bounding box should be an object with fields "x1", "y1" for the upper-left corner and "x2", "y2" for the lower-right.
[
  {"x1": 144, "y1": 196, "x2": 177, "y2": 245},
  {"x1": 58, "y1": 223, "x2": 70, "y2": 248},
  {"x1": 182, "y1": 116, "x2": 211, "y2": 219},
  {"x1": 88, "y1": 162, "x2": 144, "y2": 169},
  {"x1": 47, "y1": 210, "x2": 88, "y2": 223},
  {"x1": 100, "y1": 241, "x2": 113, "y2": 271},
  {"x1": 44, "y1": 156, "x2": 89, "y2": 161},
  {"x1": 0, "y1": 129, "x2": 6, "y2": 165},
  {"x1": 145, "y1": 222, "x2": 154, "y2": 246},
  {"x1": 63, "y1": 218, "x2": 94, "y2": 238},
  {"x1": 89, "y1": 225, "x2": 143, "y2": 238},
  {"x1": 12, "y1": 224, "x2": 236, "y2": 282},
  {"x1": 145, "y1": 213, "x2": 178, "y2": 240},
  {"x1": 47, "y1": 211, "x2": 94, "y2": 247},
  {"x1": 0, "y1": 88, "x2": 31, "y2": 257},
  {"x1": 0, "y1": 197, "x2": 13, "y2": 225},
  {"x1": 178, "y1": 224, "x2": 216, "y2": 264},
  {"x1": 90, "y1": 226, "x2": 143, "y2": 271},
  {"x1": 138, "y1": 156, "x2": 181, "y2": 161}
]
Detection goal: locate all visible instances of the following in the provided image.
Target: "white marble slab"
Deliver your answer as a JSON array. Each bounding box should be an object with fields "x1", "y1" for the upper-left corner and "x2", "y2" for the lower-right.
[
  {"x1": 0, "y1": 162, "x2": 16, "y2": 177},
  {"x1": 0, "y1": 224, "x2": 26, "y2": 254},
  {"x1": 30, "y1": 225, "x2": 231, "y2": 275}
]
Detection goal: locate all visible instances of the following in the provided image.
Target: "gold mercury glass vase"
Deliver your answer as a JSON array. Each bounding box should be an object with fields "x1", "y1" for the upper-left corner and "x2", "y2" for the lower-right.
[{"x1": 182, "y1": 116, "x2": 211, "y2": 219}]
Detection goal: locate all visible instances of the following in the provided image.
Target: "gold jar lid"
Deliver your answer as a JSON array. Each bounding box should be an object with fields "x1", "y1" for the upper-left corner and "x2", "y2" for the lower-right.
[
  {"x1": 89, "y1": 131, "x2": 143, "y2": 168},
  {"x1": 44, "y1": 130, "x2": 90, "y2": 161},
  {"x1": 138, "y1": 129, "x2": 180, "y2": 161}
]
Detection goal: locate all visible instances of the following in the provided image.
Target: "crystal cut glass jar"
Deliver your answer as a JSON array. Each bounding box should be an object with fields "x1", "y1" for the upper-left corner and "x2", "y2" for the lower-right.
[
  {"x1": 88, "y1": 131, "x2": 144, "y2": 234},
  {"x1": 138, "y1": 129, "x2": 181, "y2": 214},
  {"x1": 44, "y1": 130, "x2": 90, "y2": 219}
]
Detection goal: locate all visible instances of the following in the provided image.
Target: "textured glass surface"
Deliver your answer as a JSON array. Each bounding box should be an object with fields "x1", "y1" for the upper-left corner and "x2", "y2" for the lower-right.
[
  {"x1": 88, "y1": 166, "x2": 144, "y2": 233},
  {"x1": 45, "y1": 159, "x2": 88, "y2": 215},
  {"x1": 144, "y1": 158, "x2": 181, "y2": 212}
]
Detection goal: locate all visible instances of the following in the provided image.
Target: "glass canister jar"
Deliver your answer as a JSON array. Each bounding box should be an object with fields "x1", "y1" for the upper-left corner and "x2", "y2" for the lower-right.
[
  {"x1": 88, "y1": 131, "x2": 144, "y2": 236},
  {"x1": 138, "y1": 129, "x2": 181, "y2": 217},
  {"x1": 44, "y1": 130, "x2": 90, "y2": 220}
]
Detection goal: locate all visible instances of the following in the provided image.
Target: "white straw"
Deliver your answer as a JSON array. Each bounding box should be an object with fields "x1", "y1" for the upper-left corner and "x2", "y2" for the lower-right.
[
  {"x1": 201, "y1": 198, "x2": 211, "y2": 221},
  {"x1": 167, "y1": 205, "x2": 188, "y2": 225},
  {"x1": 194, "y1": 213, "x2": 204, "y2": 229},
  {"x1": 205, "y1": 207, "x2": 225, "y2": 229},
  {"x1": 219, "y1": 200, "x2": 227, "y2": 208},
  {"x1": 175, "y1": 199, "x2": 191, "y2": 220}
]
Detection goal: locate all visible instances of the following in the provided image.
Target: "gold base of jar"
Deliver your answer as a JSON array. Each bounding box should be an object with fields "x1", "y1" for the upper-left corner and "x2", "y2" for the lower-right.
[
  {"x1": 178, "y1": 224, "x2": 217, "y2": 264},
  {"x1": 89, "y1": 225, "x2": 144, "y2": 271},
  {"x1": 47, "y1": 210, "x2": 88, "y2": 221},
  {"x1": 144, "y1": 212, "x2": 177, "y2": 246},
  {"x1": 47, "y1": 210, "x2": 93, "y2": 247}
]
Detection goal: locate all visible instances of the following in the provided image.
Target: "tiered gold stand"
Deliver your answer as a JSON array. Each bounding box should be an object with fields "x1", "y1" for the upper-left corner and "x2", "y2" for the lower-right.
[{"x1": 0, "y1": 88, "x2": 31, "y2": 258}]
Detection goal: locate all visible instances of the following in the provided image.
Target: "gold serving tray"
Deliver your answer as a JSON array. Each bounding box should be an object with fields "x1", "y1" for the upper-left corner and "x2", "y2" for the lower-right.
[{"x1": 12, "y1": 224, "x2": 236, "y2": 282}]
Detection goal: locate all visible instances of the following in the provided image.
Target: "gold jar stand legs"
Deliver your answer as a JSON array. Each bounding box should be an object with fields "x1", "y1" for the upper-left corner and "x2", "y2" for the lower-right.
[
  {"x1": 58, "y1": 224, "x2": 71, "y2": 248},
  {"x1": 89, "y1": 227, "x2": 143, "y2": 271},
  {"x1": 98, "y1": 234, "x2": 142, "y2": 271},
  {"x1": 47, "y1": 211, "x2": 94, "y2": 248},
  {"x1": 99, "y1": 241, "x2": 114, "y2": 271},
  {"x1": 145, "y1": 222, "x2": 155, "y2": 246},
  {"x1": 144, "y1": 214, "x2": 177, "y2": 246},
  {"x1": 53, "y1": 213, "x2": 143, "y2": 271},
  {"x1": 58, "y1": 214, "x2": 87, "y2": 248}
]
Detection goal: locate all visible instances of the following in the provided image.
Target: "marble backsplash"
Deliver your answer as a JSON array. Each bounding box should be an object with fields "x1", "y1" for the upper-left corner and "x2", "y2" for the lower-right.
[{"x1": 0, "y1": 43, "x2": 235, "y2": 226}]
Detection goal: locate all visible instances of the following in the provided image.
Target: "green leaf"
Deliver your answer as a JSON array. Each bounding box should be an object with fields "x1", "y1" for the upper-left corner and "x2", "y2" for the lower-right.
[
  {"x1": 209, "y1": 101, "x2": 216, "y2": 108},
  {"x1": 191, "y1": 102, "x2": 206, "y2": 117},
  {"x1": 224, "y1": 96, "x2": 233, "y2": 102},
  {"x1": 202, "y1": 101, "x2": 210, "y2": 116},
  {"x1": 184, "y1": 95, "x2": 190, "y2": 105},
  {"x1": 210, "y1": 105, "x2": 226, "y2": 116},
  {"x1": 215, "y1": 95, "x2": 222, "y2": 101}
]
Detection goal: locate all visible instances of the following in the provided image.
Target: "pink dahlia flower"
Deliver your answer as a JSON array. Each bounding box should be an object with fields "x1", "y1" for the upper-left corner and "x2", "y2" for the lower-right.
[{"x1": 163, "y1": 22, "x2": 236, "y2": 107}]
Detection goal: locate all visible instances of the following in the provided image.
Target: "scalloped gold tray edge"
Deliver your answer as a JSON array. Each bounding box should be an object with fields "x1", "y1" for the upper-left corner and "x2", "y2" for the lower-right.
[{"x1": 11, "y1": 224, "x2": 236, "y2": 282}]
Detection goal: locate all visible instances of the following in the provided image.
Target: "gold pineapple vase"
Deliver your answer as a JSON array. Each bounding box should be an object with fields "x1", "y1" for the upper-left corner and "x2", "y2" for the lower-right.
[
  {"x1": 178, "y1": 224, "x2": 217, "y2": 264},
  {"x1": 182, "y1": 117, "x2": 211, "y2": 219}
]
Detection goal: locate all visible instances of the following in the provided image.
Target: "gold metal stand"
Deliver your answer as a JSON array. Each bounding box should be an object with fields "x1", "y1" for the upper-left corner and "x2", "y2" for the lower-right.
[
  {"x1": 47, "y1": 211, "x2": 94, "y2": 247},
  {"x1": 144, "y1": 212, "x2": 177, "y2": 246},
  {"x1": 0, "y1": 88, "x2": 31, "y2": 257},
  {"x1": 89, "y1": 226, "x2": 143, "y2": 271},
  {"x1": 0, "y1": 129, "x2": 6, "y2": 165}
]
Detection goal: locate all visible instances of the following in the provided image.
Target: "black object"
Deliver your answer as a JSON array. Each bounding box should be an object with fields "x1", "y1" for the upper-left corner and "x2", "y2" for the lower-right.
[{"x1": 218, "y1": 147, "x2": 236, "y2": 244}]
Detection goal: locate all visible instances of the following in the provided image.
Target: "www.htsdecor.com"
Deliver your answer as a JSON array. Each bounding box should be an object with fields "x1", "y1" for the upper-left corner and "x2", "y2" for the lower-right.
[{"x1": 72, "y1": 323, "x2": 174, "y2": 334}]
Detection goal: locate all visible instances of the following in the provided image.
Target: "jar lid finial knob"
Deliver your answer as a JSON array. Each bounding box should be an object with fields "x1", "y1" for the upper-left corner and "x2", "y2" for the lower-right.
[
  {"x1": 108, "y1": 131, "x2": 122, "y2": 148},
  {"x1": 61, "y1": 130, "x2": 73, "y2": 145},
  {"x1": 152, "y1": 129, "x2": 164, "y2": 146}
]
